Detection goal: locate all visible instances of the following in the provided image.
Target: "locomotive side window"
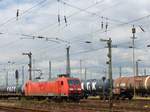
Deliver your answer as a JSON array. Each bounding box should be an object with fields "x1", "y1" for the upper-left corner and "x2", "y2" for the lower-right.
[{"x1": 61, "y1": 81, "x2": 64, "y2": 85}]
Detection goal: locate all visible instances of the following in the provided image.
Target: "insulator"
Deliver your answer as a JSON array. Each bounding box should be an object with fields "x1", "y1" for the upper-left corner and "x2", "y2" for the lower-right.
[
  {"x1": 15, "y1": 70, "x2": 19, "y2": 79},
  {"x1": 132, "y1": 27, "x2": 136, "y2": 33},
  {"x1": 102, "y1": 77, "x2": 106, "y2": 81},
  {"x1": 139, "y1": 26, "x2": 145, "y2": 32},
  {"x1": 101, "y1": 16, "x2": 104, "y2": 29},
  {"x1": 28, "y1": 64, "x2": 31, "y2": 67},
  {"x1": 105, "y1": 22, "x2": 108, "y2": 31},
  {"x1": 16, "y1": 9, "x2": 19, "y2": 20},
  {"x1": 101, "y1": 21, "x2": 103, "y2": 29},
  {"x1": 106, "y1": 61, "x2": 110, "y2": 64},
  {"x1": 107, "y1": 53, "x2": 111, "y2": 58},
  {"x1": 58, "y1": 14, "x2": 60, "y2": 25},
  {"x1": 64, "y1": 16, "x2": 67, "y2": 26}
]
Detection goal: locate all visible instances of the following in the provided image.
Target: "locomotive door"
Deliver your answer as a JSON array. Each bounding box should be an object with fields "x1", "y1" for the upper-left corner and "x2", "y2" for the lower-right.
[
  {"x1": 60, "y1": 81, "x2": 64, "y2": 96},
  {"x1": 57, "y1": 81, "x2": 61, "y2": 96},
  {"x1": 57, "y1": 80, "x2": 64, "y2": 96}
]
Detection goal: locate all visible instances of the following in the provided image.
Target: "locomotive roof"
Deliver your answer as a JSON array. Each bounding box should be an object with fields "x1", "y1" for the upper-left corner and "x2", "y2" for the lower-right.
[
  {"x1": 27, "y1": 76, "x2": 79, "y2": 83},
  {"x1": 81, "y1": 79, "x2": 106, "y2": 81}
]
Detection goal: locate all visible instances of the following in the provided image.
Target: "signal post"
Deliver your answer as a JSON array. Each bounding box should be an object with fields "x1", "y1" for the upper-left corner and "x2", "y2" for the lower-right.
[{"x1": 100, "y1": 38, "x2": 113, "y2": 112}]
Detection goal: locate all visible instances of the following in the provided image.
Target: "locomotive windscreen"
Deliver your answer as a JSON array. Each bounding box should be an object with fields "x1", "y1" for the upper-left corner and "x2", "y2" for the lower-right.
[{"x1": 68, "y1": 80, "x2": 80, "y2": 85}]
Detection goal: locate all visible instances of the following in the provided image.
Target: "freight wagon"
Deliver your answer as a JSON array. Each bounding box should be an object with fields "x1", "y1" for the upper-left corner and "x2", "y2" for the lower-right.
[
  {"x1": 114, "y1": 75, "x2": 150, "y2": 97},
  {"x1": 81, "y1": 79, "x2": 110, "y2": 99},
  {"x1": 0, "y1": 85, "x2": 22, "y2": 98},
  {"x1": 81, "y1": 78, "x2": 133, "y2": 100}
]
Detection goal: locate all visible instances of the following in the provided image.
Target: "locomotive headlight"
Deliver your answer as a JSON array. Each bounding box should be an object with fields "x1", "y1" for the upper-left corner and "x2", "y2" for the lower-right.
[
  {"x1": 69, "y1": 88, "x2": 73, "y2": 91},
  {"x1": 77, "y1": 88, "x2": 81, "y2": 91}
]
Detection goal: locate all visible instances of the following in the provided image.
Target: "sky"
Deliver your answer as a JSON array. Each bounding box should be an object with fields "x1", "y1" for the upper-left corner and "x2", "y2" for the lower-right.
[{"x1": 0, "y1": 0, "x2": 150, "y2": 85}]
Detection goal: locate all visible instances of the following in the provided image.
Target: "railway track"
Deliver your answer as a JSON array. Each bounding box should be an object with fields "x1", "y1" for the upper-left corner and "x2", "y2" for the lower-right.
[
  {"x1": 0, "y1": 105, "x2": 51, "y2": 112},
  {"x1": 0, "y1": 99, "x2": 149, "y2": 112}
]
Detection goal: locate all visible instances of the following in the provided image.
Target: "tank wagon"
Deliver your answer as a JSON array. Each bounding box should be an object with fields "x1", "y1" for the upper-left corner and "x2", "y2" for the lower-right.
[
  {"x1": 0, "y1": 85, "x2": 23, "y2": 98},
  {"x1": 81, "y1": 78, "x2": 133, "y2": 100},
  {"x1": 114, "y1": 76, "x2": 150, "y2": 97},
  {"x1": 81, "y1": 79, "x2": 110, "y2": 99},
  {"x1": 0, "y1": 76, "x2": 82, "y2": 101}
]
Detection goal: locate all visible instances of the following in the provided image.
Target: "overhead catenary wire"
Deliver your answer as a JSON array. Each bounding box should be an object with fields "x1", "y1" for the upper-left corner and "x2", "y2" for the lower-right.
[
  {"x1": 32, "y1": 0, "x2": 121, "y2": 46},
  {"x1": 63, "y1": 1, "x2": 67, "y2": 26},
  {"x1": 82, "y1": 13, "x2": 150, "y2": 39},
  {"x1": 38, "y1": 0, "x2": 149, "y2": 40},
  {"x1": 0, "y1": 0, "x2": 149, "y2": 80},
  {"x1": 57, "y1": 0, "x2": 61, "y2": 25},
  {"x1": 40, "y1": 41, "x2": 146, "y2": 62},
  {"x1": 0, "y1": 0, "x2": 55, "y2": 37},
  {"x1": 60, "y1": 0, "x2": 150, "y2": 27},
  {"x1": 42, "y1": 13, "x2": 150, "y2": 49},
  {"x1": 0, "y1": 0, "x2": 149, "y2": 66},
  {"x1": 35, "y1": 46, "x2": 106, "y2": 62},
  {"x1": 35, "y1": 0, "x2": 106, "y2": 34},
  {"x1": 19, "y1": 13, "x2": 150, "y2": 62},
  {"x1": 0, "y1": 0, "x2": 148, "y2": 50},
  {"x1": 1, "y1": 13, "x2": 149, "y2": 58},
  {"x1": 28, "y1": 32, "x2": 147, "y2": 64},
  {"x1": 60, "y1": 0, "x2": 125, "y2": 24},
  {"x1": 16, "y1": 0, "x2": 20, "y2": 21},
  {"x1": 0, "y1": 0, "x2": 48, "y2": 29},
  {"x1": 0, "y1": 0, "x2": 53, "y2": 51},
  {"x1": 35, "y1": 0, "x2": 124, "y2": 39}
]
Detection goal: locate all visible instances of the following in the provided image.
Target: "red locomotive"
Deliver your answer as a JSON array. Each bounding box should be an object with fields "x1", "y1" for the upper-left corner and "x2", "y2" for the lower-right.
[{"x1": 23, "y1": 75, "x2": 81, "y2": 101}]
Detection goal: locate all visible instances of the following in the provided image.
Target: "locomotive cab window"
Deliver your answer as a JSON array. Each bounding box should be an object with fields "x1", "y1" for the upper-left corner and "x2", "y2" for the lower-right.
[
  {"x1": 74, "y1": 80, "x2": 80, "y2": 85},
  {"x1": 68, "y1": 80, "x2": 73, "y2": 85},
  {"x1": 68, "y1": 80, "x2": 80, "y2": 85}
]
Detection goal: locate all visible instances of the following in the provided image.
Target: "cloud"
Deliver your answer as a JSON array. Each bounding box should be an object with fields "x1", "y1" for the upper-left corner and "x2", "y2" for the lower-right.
[{"x1": 0, "y1": 0, "x2": 150, "y2": 84}]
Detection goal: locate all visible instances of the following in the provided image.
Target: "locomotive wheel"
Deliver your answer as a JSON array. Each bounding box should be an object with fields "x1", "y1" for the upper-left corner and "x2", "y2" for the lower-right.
[
  {"x1": 84, "y1": 95, "x2": 88, "y2": 99},
  {"x1": 74, "y1": 97, "x2": 80, "y2": 103},
  {"x1": 99, "y1": 96, "x2": 103, "y2": 100},
  {"x1": 120, "y1": 95, "x2": 126, "y2": 100}
]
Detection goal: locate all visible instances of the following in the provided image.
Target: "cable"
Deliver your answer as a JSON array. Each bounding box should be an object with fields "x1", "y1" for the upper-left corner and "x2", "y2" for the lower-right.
[
  {"x1": 0, "y1": 0, "x2": 48, "y2": 29},
  {"x1": 60, "y1": 0, "x2": 125, "y2": 24},
  {"x1": 1, "y1": 12, "x2": 149, "y2": 65},
  {"x1": 34, "y1": 0, "x2": 106, "y2": 34},
  {"x1": 1, "y1": 1, "x2": 150, "y2": 66},
  {"x1": 0, "y1": 0, "x2": 53, "y2": 53},
  {"x1": 37, "y1": 0, "x2": 129, "y2": 38},
  {"x1": 2, "y1": 13, "x2": 149, "y2": 64},
  {"x1": 20, "y1": 0, "x2": 48, "y2": 15},
  {"x1": 86, "y1": 13, "x2": 150, "y2": 37},
  {"x1": 61, "y1": 0, "x2": 150, "y2": 29},
  {"x1": 34, "y1": 45, "x2": 105, "y2": 62}
]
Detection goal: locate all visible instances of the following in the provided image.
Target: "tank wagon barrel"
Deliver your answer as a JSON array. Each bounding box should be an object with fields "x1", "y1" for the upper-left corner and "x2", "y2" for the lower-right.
[
  {"x1": 114, "y1": 75, "x2": 150, "y2": 97},
  {"x1": 81, "y1": 79, "x2": 110, "y2": 99},
  {"x1": 0, "y1": 85, "x2": 23, "y2": 93},
  {"x1": 0, "y1": 85, "x2": 23, "y2": 98}
]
